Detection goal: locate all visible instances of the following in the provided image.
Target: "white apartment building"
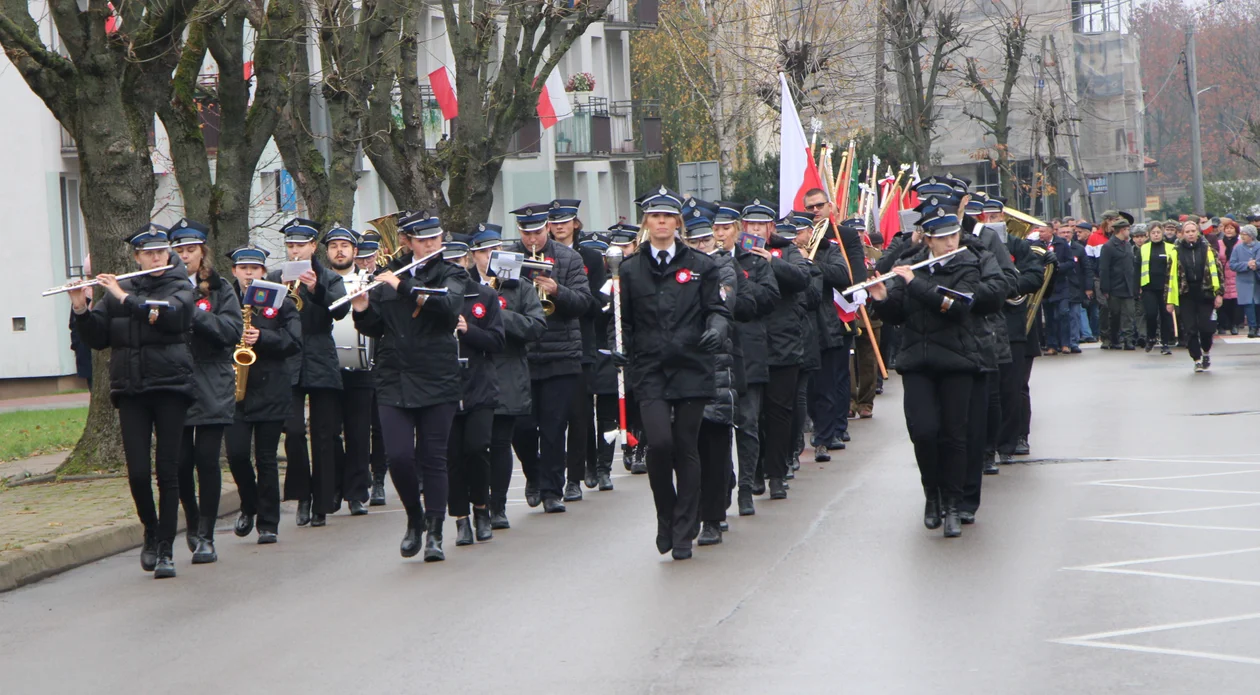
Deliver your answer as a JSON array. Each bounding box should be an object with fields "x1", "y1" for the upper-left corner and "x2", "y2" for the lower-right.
[{"x1": 0, "y1": 0, "x2": 661, "y2": 393}]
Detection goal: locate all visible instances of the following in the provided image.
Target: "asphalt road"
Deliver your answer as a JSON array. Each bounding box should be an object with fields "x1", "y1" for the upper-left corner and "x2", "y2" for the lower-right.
[{"x1": 4, "y1": 339, "x2": 1260, "y2": 694}]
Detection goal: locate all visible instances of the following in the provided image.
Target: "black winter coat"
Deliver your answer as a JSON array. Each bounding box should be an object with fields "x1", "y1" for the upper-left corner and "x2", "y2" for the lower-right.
[
  {"x1": 267, "y1": 258, "x2": 349, "y2": 391},
  {"x1": 872, "y1": 246, "x2": 984, "y2": 375},
  {"x1": 353, "y1": 254, "x2": 467, "y2": 409},
  {"x1": 811, "y1": 241, "x2": 854, "y2": 348},
  {"x1": 1099, "y1": 236, "x2": 1138, "y2": 298},
  {"x1": 960, "y1": 236, "x2": 1011, "y2": 373},
  {"x1": 490, "y1": 274, "x2": 548, "y2": 416},
  {"x1": 800, "y1": 257, "x2": 824, "y2": 372},
  {"x1": 620, "y1": 244, "x2": 732, "y2": 401},
  {"x1": 75, "y1": 253, "x2": 197, "y2": 406},
  {"x1": 573, "y1": 242, "x2": 607, "y2": 365},
  {"x1": 235, "y1": 287, "x2": 302, "y2": 422},
  {"x1": 972, "y1": 224, "x2": 1018, "y2": 364},
  {"x1": 457, "y1": 280, "x2": 506, "y2": 413},
  {"x1": 731, "y1": 248, "x2": 780, "y2": 385},
  {"x1": 1004, "y1": 240, "x2": 1053, "y2": 343},
  {"x1": 763, "y1": 236, "x2": 812, "y2": 367},
  {"x1": 186, "y1": 268, "x2": 244, "y2": 426},
  {"x1": 712, "y1": 249, "x2": 751, "y2": 395},
  {"x1": 508, "y1": 239, "x2": 592, "y2": 380},
  {"x1": 703, "y1": 251, "x2": 742, "y2": 425}
]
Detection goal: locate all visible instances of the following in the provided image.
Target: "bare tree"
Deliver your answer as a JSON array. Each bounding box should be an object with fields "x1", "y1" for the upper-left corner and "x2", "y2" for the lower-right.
[
  {"x1": 959, "y1": 0, "x2": 1031, "y2": 201},
  {"x1": 883, "y1": 0, "x2": 969, "y2": 166}
]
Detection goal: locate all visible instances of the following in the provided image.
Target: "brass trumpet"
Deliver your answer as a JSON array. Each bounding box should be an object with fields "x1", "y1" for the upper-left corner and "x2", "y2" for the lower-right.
[
  {"x1": 530, "y1": 249, "x2": 555, "y2": 316},
  {"x1": 287, "y1": 280, "x2": 304, "y2": 311},
  {"x1": 233, "y1": 306, "x2": 256, "y2": 402}
]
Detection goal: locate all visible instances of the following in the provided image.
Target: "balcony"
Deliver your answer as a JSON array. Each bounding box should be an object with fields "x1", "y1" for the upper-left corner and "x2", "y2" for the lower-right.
[
  {"x1": 60, "y1": 126, "x2": 77, "y2": 156},
  {"x1": 609, "y1": 100, "x2": 662, "y2": 159},
  {"x1": 602, "y1": 0, "x2": 658, "y2": 29},
  {"x1": 553, "y1": 98, "x2": 662, "y2": 160},
  {"x1": 555, "y1": 99, "x2": 612, "y2": 159}
]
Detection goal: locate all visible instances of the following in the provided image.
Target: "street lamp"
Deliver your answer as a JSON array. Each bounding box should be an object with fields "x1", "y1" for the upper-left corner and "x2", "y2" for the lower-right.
[{"x1": 1186, "y1": 0, "x2": 1225, "y2": 214}]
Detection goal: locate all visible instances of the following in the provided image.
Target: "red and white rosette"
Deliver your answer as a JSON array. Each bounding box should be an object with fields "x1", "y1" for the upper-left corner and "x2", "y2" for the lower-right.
[{"x1": 471, "y1": 303, "x2": 486, "y2": 319}]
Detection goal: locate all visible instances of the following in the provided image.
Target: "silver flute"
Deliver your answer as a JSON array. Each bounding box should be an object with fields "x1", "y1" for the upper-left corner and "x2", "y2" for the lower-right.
[
  {"x1": 329, "y1": 249, "x2": 444, "y2": 310},
  {"x1": 42, "y1": 265, "x2": 175, "y2": 297},
  {"x1": 840, "y1": 248, "x2": 968, "y2": 296}
]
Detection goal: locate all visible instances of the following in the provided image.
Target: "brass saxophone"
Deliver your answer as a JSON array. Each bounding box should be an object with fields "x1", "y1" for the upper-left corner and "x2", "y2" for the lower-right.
[{"x1": 233, "y1": 306, "x2": 257, "y2": 402}]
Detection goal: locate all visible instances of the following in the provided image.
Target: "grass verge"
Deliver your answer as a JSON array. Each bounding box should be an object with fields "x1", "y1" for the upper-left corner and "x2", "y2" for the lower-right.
[{"x1": 0, "y1": 408, "x2": 88, "y2": 462}]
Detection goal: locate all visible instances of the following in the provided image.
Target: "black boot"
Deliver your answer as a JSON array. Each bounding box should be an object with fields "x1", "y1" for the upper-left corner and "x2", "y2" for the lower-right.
[
  {"x1": 473, "y1": 508, "x2": 493, "y2": 542},
  {"x1": 424, "y1": 517, "x2": 445, "y2": 562},
  {"x1": 738, "y1": 488, "x2": 755, "y2": 516},
  {"x1": 192, "y1": 518, "x2": 217, "y2": 564},
  {"x1": 184, "y1": 514, "x2": 200, "y2": 553},
  {"x1": 597, "y1": 472, "x2": 614, "y2": 491},
  {"x1": 153, "y1": 541, "x2": 176, "y2": 579},
  {"x1": 296, "y1": 499, "x2": 312, "y2": 526},
  {"x1": 924, "y1": 491, "x2": 942, "y2": 530},
  {"x1": 943, "y1": 502, "x2": 962, "y2": 538},
  {"x1": 349, "y1": 500, "x2": 369, "y2": 516},
  {"x1": 768, "y1": 478, "x2": 787, "y2": 500},
  {"x1": 1014, "y1": 437, "x2": 1030, "y2": 456},
  {"x1": 564, "y1": 481, "x2": 583, "y2": 502},
  {"x1": 750, "y1": 478, "x2": 766, "y2": 496},
  {"x1": 983, "y1": 449, "x2": 999, "y2": 476},
  {"x1": 455, "y1": 517, "x2": 474, "y2": 546},
  {"x1": 697, "y1": 522, "x2": 723, "y2": 546},
  {"x1": 140, "y1": 526, "x2": 158, "y2": 572},
  {"x1": 655, "y1": 519, "x2": 671, "y2": 555},
  {"x1": 370, "y1": 474, "x2": 387, "y2": 506},
  {"x1": 400, "y1": 513, "x2": 423, "y2": 558},
  {"x1": 630, "y1": 446, "x2": 648, "y2": 474},
  {"x1": 543, "y1": 497, "x2": 567, "y2": 513},
  {"x1": 310, "y1": 513, "x2": 327, "y2": 527},
  {"x1": 525, "y1": 481, "x2": 541, "y2": 508},
  {"x1": 489, "y1": 505, "x2": 510, "y2": 530},
  {"x1": 234, "y1": 512, "x2": 254, "y2": 537}
]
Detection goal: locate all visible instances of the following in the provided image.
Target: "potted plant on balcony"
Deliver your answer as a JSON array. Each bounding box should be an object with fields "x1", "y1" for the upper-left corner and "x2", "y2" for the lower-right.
[
  {"x1": 556, "y1": 133, "x2": 572, "y2": 154},
  {"x1": 566, "y1": 72, "x2": 596, "y2": 105}
]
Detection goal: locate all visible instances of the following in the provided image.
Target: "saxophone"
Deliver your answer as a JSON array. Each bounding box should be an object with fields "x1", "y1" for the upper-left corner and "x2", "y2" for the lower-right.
[{"x1": 233, "y1": 306, "x2": 257, "y2": 402}]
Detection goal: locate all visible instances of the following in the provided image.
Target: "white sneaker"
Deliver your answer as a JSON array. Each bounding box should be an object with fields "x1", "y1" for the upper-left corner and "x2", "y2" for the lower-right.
[{"x1": 1194, "y1": 360, "x2": 1205, "y2": 373}]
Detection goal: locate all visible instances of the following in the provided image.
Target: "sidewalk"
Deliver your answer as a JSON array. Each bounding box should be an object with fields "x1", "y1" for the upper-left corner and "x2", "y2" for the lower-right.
[
  {"x1": 0, "y1": 470, "x2": 240, "y2": 592},
  {"x1": 0, "y1": 392, "x2": 91, "y2": 415}
]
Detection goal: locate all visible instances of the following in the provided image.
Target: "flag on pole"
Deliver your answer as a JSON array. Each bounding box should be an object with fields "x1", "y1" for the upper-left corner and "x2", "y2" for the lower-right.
[
  {"x1": 428, "y1": 67, "x2": 458, "y2": 120},
  {"x1": 537, "y1": 70, "x2": 574, "y2": 130},
  {"x1": 777, "y1": 73, "x2": 824, "y2": 216}
]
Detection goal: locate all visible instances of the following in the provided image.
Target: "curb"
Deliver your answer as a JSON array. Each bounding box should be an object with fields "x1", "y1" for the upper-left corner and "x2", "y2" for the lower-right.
[{"x1": 0, "y1": 485, "x2": 241, "y2": 593}]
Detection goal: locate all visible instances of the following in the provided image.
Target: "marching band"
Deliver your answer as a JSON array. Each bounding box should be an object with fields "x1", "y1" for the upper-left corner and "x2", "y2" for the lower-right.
[{"x1": 62, "y1": 172, "x2": 1056, "y2": 577}]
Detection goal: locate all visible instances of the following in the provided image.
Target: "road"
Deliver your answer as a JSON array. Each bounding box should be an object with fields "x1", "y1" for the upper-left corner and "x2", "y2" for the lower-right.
[{"x1": 3, "y1": 340, "x2": 1260, "y2": 693}]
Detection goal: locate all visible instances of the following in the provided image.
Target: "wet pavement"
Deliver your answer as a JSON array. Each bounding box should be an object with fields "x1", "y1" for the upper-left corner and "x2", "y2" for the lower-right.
[{"x1": 2, "y1": 341, "x2": 1260, "y2": 693}]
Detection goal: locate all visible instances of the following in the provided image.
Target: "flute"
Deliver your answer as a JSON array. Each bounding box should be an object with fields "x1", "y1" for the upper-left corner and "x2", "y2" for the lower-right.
[
  {"x1": 329, "y1": 249, "x2": 443, "y2": 310},
  {"x1": 840, "y1": 248, "x2": 968, "y2": 296},
  {"x1": 42, "y1": 265, "x2": 175, "y2": 297}
]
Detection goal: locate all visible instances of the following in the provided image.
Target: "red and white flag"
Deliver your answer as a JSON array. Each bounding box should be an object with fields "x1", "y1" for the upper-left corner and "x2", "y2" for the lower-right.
[
  {"x1": 428, "y1": 67, "x2": 458, "y2": 120},
  {"x1": 777, "y1": 73, "x2": 824, "y2": 215},
  {"x1": 537, "y1": 70, "x2": 573, "y2": 130}
]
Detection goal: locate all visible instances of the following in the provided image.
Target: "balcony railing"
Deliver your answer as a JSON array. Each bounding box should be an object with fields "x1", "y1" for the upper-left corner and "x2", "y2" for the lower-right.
[
  {"x1": 60, "y1": 126, "x2": 77, "y2": 155},
  {"x1": 601, "y1": 0, "x2": 658, "y2": 28},
  {"x1": 388, "y1": 85, "x2": 450, "y2": 150},
  {"x1": 609, "y1": 100, "x2": 662, "y2": 158},
  {"x1": 553, "y1": 98, "x2": 662, "y2": 159},
  {"x1": 555, "y1": 100, "x2": 612, "y2": 158}
]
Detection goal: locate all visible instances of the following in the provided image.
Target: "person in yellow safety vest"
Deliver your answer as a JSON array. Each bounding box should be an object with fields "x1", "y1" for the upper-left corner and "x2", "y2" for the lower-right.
[
  {"x1": 1166, "y1": 221, "x2": 1224, "y2": 372},
  {"x1": 1139, "y1": 224, "x2": 1177, "y2": 355}
]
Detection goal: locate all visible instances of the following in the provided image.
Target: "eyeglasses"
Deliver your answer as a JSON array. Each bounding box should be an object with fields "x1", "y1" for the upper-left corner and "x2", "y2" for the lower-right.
[{"x1": 804, "y1": 202, "x2": 828, "y2": 211}]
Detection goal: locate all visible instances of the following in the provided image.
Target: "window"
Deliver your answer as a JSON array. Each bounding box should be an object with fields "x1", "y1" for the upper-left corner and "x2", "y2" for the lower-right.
[{"x1": 60, "y1": 176, "x2": 86, "y2": 277}]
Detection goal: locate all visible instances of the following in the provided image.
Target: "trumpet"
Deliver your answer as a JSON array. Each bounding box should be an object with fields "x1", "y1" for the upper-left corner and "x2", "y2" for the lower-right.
[
  {"x1": 287, "y1": 280, "x2": 304, "y2": 311},
  {"x1": 233, "y1": 306, "x2": 256, "y2": 402},
  {"x1": 42, "y1": 265, "x2": 175, "y2": 297},
  {"x1": 531, "y1": 249, "x2": 555, "y2": 316}
]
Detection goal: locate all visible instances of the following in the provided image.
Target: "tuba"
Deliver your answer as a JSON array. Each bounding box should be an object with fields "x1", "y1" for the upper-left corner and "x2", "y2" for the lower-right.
[
  {"x1": 233, "y1": 306, "x2": 256, "y2": 402},
  {"x1": 1000, "y1": 207, "x2": 1056, "y2": 333},
  {"x1": 368, "y1": 211, "x2": 405, "y2": 267},
  {"x1": 1003, "y1": 207, "x2": 1044, "y2": 241}
]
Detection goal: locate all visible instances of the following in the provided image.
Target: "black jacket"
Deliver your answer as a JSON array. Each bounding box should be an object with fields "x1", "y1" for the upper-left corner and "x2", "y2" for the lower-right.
[
  {"x1": 353, "y1": 254, "x2": 467, "y2": 409},
  {"x1": 811, "y1": 240, "x2": 854, "y2": 348},
  {"x1": 872, "y1": 246, "x2": 984, "y2": 375},
  {"x1": 763, "y1": 236, "x2": 812, "y2": 367},
  {"x1": 234, "y1": 288, "x2": 302, "y2": 422},
  {"x1": 456, "y1": 280, "x2": 506, "y2": 412},
  {"x1": 711, "y1": 249, "x2": 751, "y2": 395},
  {"x1": 1005, "y1": 240, "x2": 1053, "y2": 343},
  {"x1": 960, "y1": 236, "x2": 1011, "y2": 373},
  {"x1": 508, "y1": 239, "x2": 592, "y2": 380},
  {"x1": 703, "y1": 250, "x2": 742, "y2": 425},
  {"x1": 75, "y1": 253, "x2": 197, "y2": 406},
  {"x1": 800, "y1": 255, "x2": 824, "y2": 372},
  {"x1": 1099, "y1": 236, "x2": 1138, "y2": 298},
  {"x1": 186, "y1": 269, "x2": 244, "y2": 426},
  {"x1": 573, "y1": 241, "x2": 608, "y2": 365},
  {"x1": 731, "y1": 247, "x2": 780, "y2": 385},
  {"x1": 620, "y1": 244, "x2": 731, "y2": 401},
  {"x1": 490, "y1": 275, "x2": 548, "y2": 416},
  {"x1": 267, "y1": 257, "x2": 350, "y2": 391}
]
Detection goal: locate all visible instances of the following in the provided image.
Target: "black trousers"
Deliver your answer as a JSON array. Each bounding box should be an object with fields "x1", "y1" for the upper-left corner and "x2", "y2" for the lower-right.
[
  {"x1": 1142, "y1": 288, "x2": 1174, "y2": 346},
  {"x1": 760, "y1": 366, "x2": 799, "y2": 480},
  {"x1": 808, "y1": 346, "x2": 847, "y2": 446},
  {"x1": 589, "y1": 394, "x2": 618, "y2": 476},
  {"x1": 1181, "y1": 299, "x2": 1217, "y2": 361},
  {"x1": 512, "y1": 374, "x2": 579, "y2": 501},
  {"x1": 488, "y1": 414, "x2": 517, "y2": 511},
  {"x1": 118, "y1": 393, "x2": 190, "y2": 545},
  {"x1": 1220, "y1": 297, "x2": 1240, "y2": 331},
  {"x1": 997, "y1": 344, "x2": 1025, "y2": 455},
  {"x1": 179, "y1": 424, "x2": 224, "y2": 528},
  {"x1": 961, "y1": 372, "x2": 997, "y2": 514},
  {"x1": 640, "y1": 398, "x2": 706, "y2": 550},
  {"x1": 333, "y1": 386, "x2": 374, "y2": 504},
  {"x1": 379, "y1": 402, "x2": 457, "y2": 521},
  {"x1": 1019, "y1": 353, "x2": 1034, "y2": 439},
  {"x1": 282, "y1": 389, "x2": 343, "y2": 514},
  {"x1": 902, "y1": 371, "x2": 972, "y2": 502},
  {"x1": 566, "y1": 366, "x2": 593, "y2": 484},
  {"x1": 698, "y1": 420, "x2": 734, "y2": 523},
  {"x1": 735, "y1": 385, "x2": 763, "y2": 490},
  {"x1": 226, "y1": 418, "x2": 284, "y2": 532},
  {"x1": 370, "y1": 397, "x2": 387, "y2": 478},
  {"x1": 447, "y1": 407, "x2": 494, "y2": 517},
  {"x1": 792, "y1": 370, "x2": 810, "y2": 459}
]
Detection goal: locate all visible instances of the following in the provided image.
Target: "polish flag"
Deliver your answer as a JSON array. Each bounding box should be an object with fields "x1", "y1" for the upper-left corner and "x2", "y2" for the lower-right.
[
  {"x1": 537, "y1": 70, "x2": 573, "y2": 130},
  {"x1": 777, "y1": 73, "x2": 824, "y2": 215},
  {"x1": 429, "y1": 67, "x2": 458, "y2": 120}
]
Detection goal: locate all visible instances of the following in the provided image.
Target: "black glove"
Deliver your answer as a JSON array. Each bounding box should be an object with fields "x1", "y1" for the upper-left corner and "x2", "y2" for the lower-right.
[
  {"x1": 698, "y1": 328, "x2": 722, "y2": 353},
  {"x1": 610, "y1": 351, "x2": 629, "y2": 367}
]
